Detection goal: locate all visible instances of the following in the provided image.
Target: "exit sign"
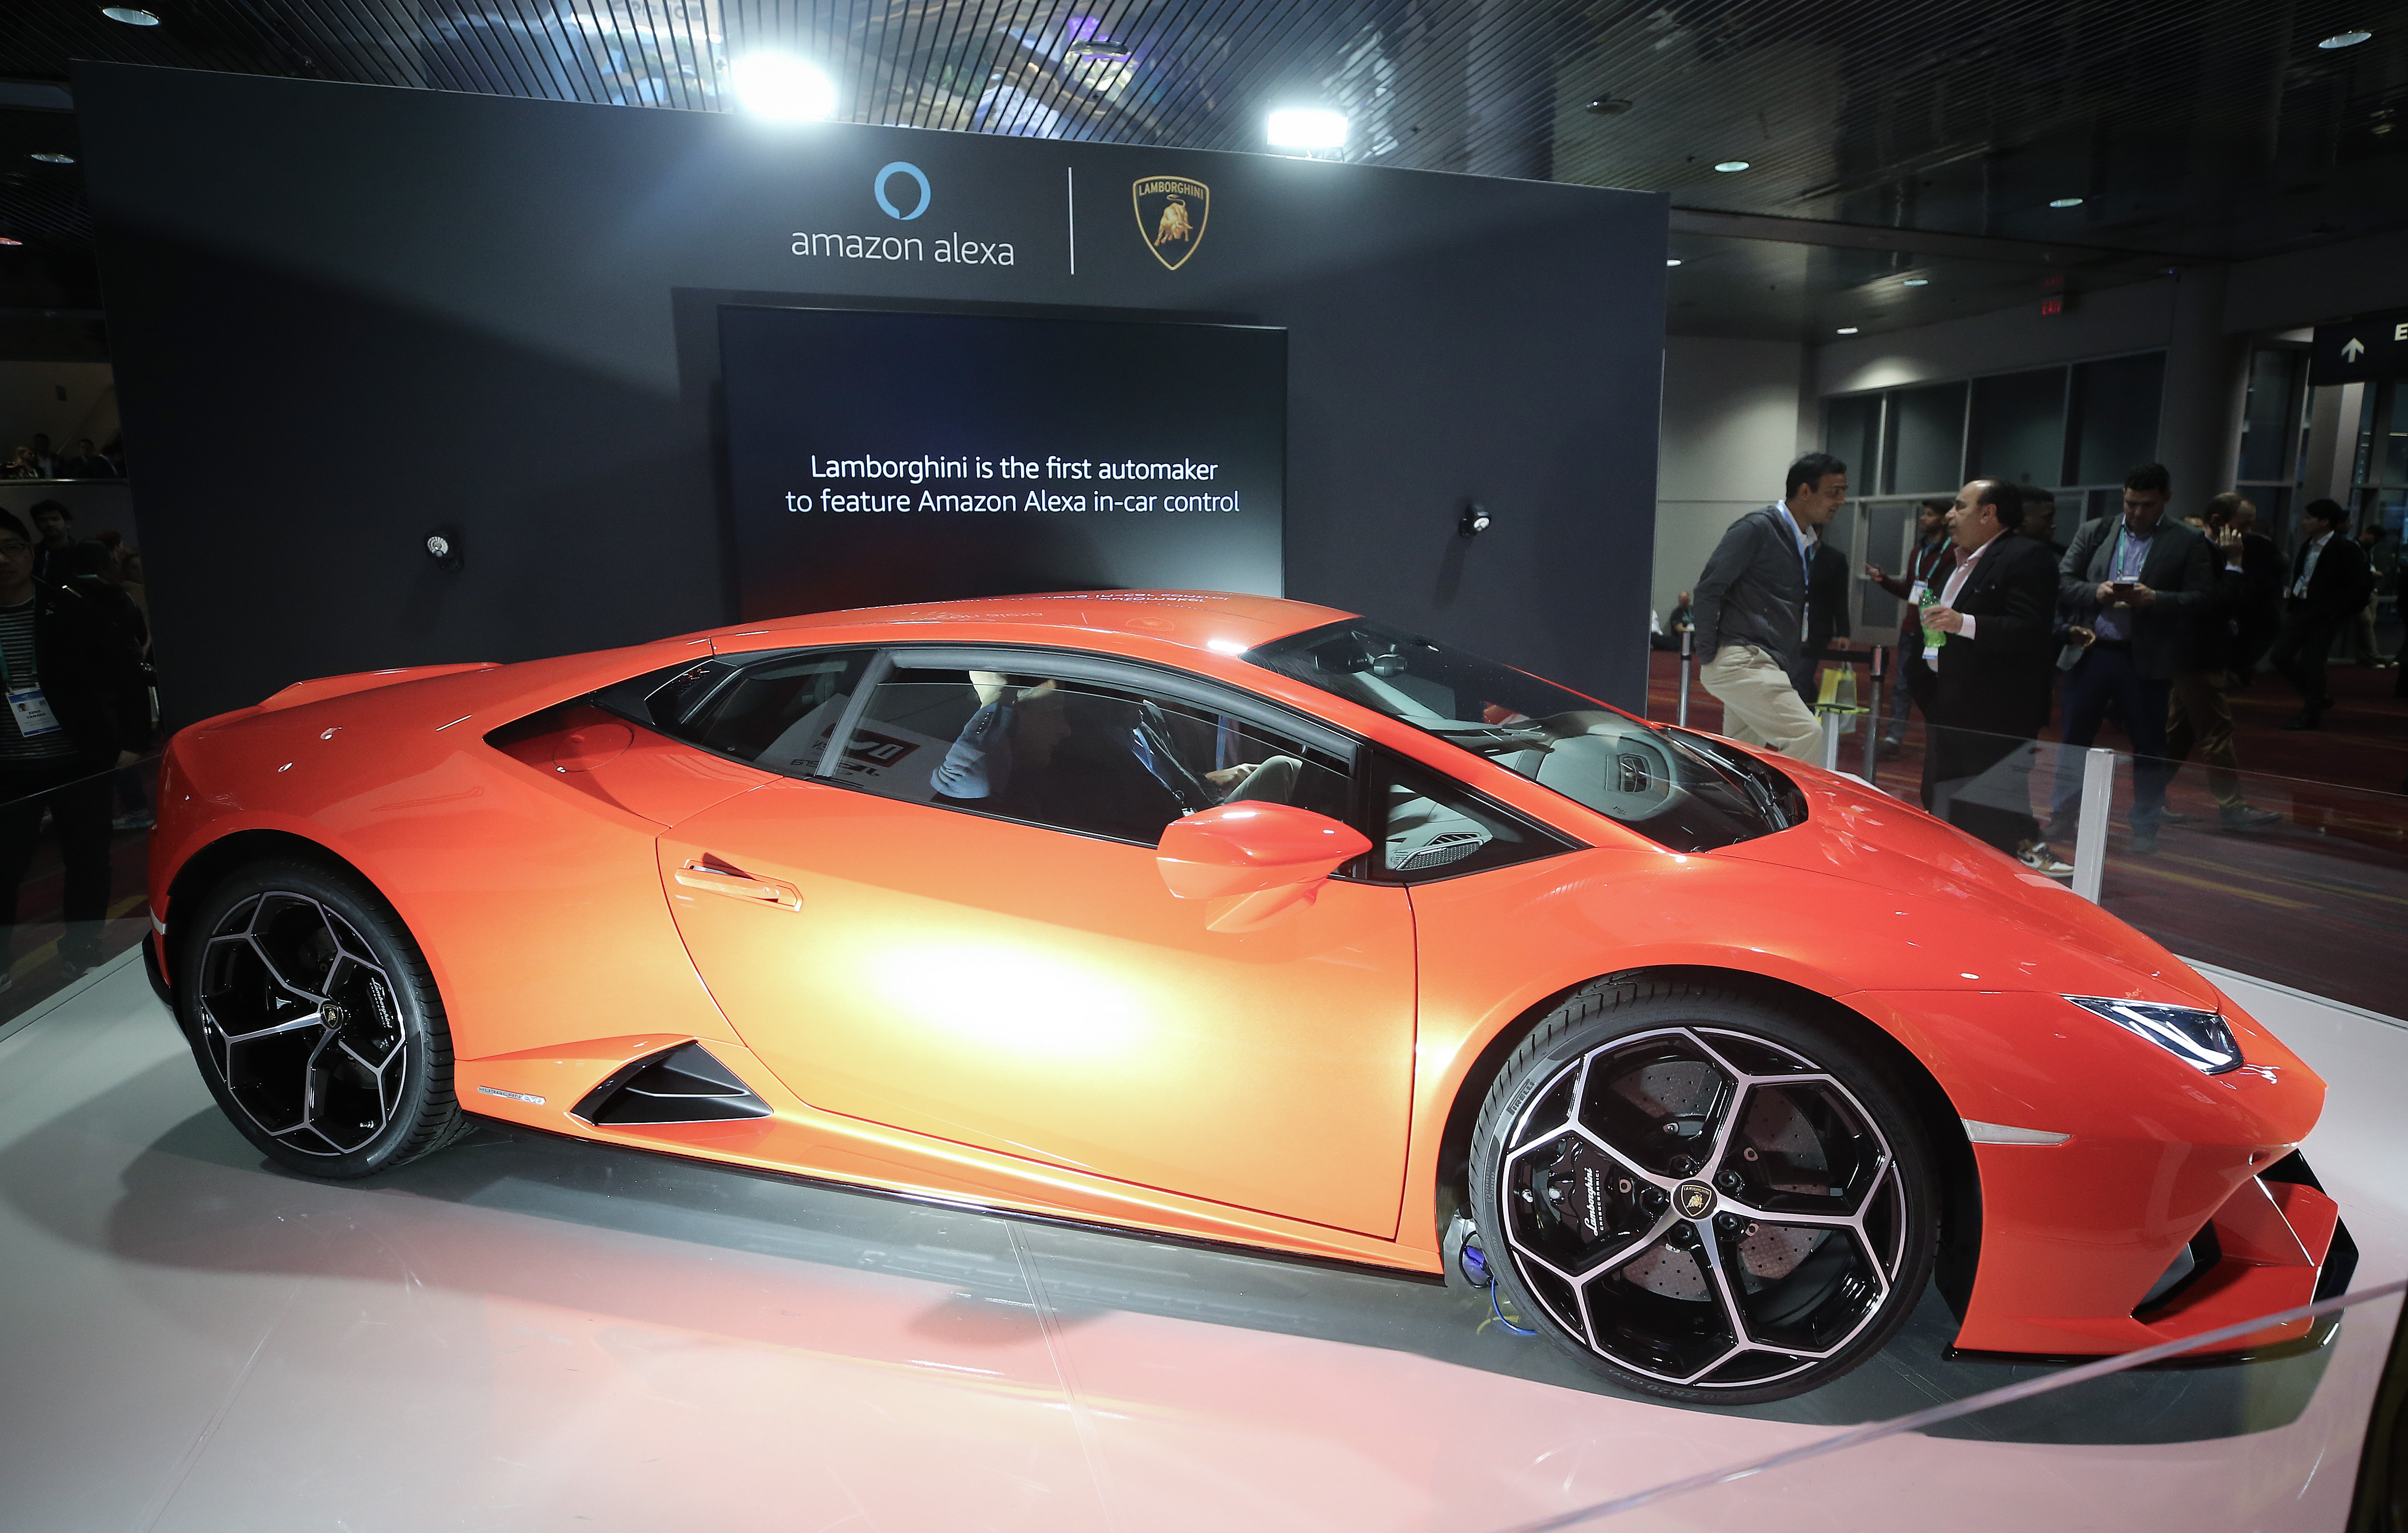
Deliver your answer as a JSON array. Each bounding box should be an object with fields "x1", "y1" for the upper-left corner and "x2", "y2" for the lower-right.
[
  {"x1": 2039, "y1": 273, "x2": 2069, "y2": 318},
  {"x1": 2311, "y1": 307, "x2": 2408, "y2": 385}
]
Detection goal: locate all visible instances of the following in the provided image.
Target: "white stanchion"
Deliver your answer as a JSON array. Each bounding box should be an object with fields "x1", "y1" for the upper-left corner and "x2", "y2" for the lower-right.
[
  {"x1": 1676, "y1": 633, "x2": 1692, "y2": 728},
  {"x1": 2071, "y1": 746, "x2": 2116, "y2": 903},
  {"x1": 1820, "y1": 711, "x2": 1843, "y2": 771}
]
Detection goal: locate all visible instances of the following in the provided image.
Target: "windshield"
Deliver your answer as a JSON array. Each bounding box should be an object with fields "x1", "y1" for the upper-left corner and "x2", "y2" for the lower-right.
[{"x1": 1247, "y1": 620, "x2": 1805, "y2": 852}]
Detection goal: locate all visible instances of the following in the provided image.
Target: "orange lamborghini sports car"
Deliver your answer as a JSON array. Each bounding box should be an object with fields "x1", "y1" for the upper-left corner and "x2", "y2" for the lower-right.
[{"x1": 148, "y1": 592, "x2": 2347, "y2": 1402}]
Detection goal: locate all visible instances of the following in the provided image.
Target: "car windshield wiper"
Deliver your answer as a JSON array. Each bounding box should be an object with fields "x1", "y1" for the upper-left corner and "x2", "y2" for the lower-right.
[{"x1": 1665, "y1": 730, "x2": 1790, "y2": 830}]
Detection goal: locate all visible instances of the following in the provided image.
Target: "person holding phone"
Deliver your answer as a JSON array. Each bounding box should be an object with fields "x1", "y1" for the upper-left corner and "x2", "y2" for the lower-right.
[{"x1": 2047, "y1": 463, "x2": 2215, "y2": 854}]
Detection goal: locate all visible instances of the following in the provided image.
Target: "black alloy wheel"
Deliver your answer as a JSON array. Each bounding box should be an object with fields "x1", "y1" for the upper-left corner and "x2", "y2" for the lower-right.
[
  {"x1": 1469, "y1": 978, "x2": 1936, "y2": 1403},
  {"x1": 173, "y1": 859, "x2": 469, "y2": 1178}
]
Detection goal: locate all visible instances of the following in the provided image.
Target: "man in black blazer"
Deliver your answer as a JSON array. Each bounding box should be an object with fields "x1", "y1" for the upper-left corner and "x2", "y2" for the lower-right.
[
  {"x1": 1912, "y1": 478, "x2": 2060, "y2": 862},
  {"x1": 2048, "y1": 463, "x2": 2216, "y2": 853},
  {"x1": 2269, "y1": 498, "x2": 2373, "y2": 730},
  {"x1": 1789, "y1": 535, "x2": 1854, "y2": 702}
]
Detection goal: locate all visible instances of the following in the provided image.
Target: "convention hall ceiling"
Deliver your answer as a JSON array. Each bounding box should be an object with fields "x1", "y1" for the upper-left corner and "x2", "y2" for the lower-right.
[{"x1": 1, "y1": 0, "x2": 2403, "y2": 349}]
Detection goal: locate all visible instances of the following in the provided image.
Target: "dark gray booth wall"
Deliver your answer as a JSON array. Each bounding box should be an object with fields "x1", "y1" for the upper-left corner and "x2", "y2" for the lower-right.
[{"x1": 74, "y1": 63, "x2": 1666, "y2": 724}]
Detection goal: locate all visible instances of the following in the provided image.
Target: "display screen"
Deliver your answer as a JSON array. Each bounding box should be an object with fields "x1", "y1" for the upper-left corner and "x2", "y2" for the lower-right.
[{"x1": 720, "y1": 306, "x2": 1286, "y2": 621}]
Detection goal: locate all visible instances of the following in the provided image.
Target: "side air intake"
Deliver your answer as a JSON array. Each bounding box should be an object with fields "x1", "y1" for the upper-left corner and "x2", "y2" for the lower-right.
[{"x1": 571, "y1": 1042, "x2": 773, "y2": 1126}]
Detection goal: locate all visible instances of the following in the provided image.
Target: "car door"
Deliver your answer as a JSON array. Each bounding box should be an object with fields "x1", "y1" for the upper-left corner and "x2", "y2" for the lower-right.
[{"x1": 655, "y1": 645, "x2": 1419, "y2": 1239}]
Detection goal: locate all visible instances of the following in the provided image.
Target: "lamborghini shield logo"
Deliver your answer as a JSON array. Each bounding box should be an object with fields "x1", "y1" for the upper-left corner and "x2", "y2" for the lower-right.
[
  {"x1": 1675, "y1": 1180, "x2": 1716, "y2": 1219},
  {"x1": 1133, "y1": 176, "x2": 1209, "y2": 270}
]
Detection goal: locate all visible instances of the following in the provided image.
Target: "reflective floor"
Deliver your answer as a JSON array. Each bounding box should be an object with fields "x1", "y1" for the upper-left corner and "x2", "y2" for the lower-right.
[{"x1": 1, "y1": 957, "x2": 2401, "y2": 1532}]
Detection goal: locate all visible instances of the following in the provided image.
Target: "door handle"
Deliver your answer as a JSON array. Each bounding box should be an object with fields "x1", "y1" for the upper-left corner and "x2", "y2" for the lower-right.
[{"x1": 674, "y1": 860, "x2": 803, "y2": 911}]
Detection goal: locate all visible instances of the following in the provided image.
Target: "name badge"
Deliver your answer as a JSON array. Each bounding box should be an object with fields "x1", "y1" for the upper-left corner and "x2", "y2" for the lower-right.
[
  {"x1": 7, "y1": 685, "x2": 61, "y2": 737},
  {"x1": 1908, "y1": 581, "x2": 1928, "y2": 605}
]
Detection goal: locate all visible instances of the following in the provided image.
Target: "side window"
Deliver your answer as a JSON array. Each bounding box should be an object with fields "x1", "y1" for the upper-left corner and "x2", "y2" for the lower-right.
[
  {"x1": 1375, "y1": 752, "x2": 1573, "y2": 883},
  {"x1": 839, "y1": 664, "x2": 1351, "y2": 847},
  {"x1": 590, "y1": 649, "x2": 872, "y2": 775}
]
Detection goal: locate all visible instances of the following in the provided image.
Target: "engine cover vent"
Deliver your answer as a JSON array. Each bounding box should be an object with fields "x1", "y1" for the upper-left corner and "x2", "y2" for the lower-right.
[{"x1": 571, "y1": 1042, "x2": 773, "y2": 1126}]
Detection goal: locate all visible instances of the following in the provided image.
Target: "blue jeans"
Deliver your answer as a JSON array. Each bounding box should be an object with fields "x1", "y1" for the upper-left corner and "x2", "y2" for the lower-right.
[{"x1": 2050, "y1": 644, "x2": 2172, "y2": 833}]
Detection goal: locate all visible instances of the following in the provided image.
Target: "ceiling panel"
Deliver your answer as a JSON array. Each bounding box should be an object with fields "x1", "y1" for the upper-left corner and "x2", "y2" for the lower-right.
[{"x1": 0, "y1": 0, "x2": 2402, "y2": 343}]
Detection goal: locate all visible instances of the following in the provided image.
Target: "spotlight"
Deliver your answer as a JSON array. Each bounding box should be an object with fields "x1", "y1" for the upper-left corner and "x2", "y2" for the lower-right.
[
  {"x1": 1836, "y1": 326, "x2": 1859, "y2": 335},
  {"x1": 1713, "y1": 160, "x2": 1750, "y2": 172},
  {"x1": 1665, "y1": 258, "x2": 1683, "y2": 267},
  {"x1": 1902, "y1": 277, "x2": 1929, "y2": 286},
  {"x1": 1585, "y1": 96, "x2": 1634, "y2": 115},
  {"x1": 2049, "y1": 196, "x2": 2084, "y2": 208},
  {"x1": 424, "y1": 529, "x2": 464, "y2": 573},
  {"x1": 30, "y1": 153, "x2": 74, "y2": 164},
  {"x1": 0, "y1": 236, "x2": 21, "y2": 247},
  {"x1": 2318, "y1": 30, "x2": 2373, "y2": 48},
  {"x1": 1267, "y1": 108, "x2": 1347, "y2": 150},
  {"x1": 100, "y1": 5, "x2": 161, "y2": 23},
  {"x1": 1459, "y1": 502, "x2": 1491, "y2": 539},
  {"x1": 731, "y1": 53, "x2": 838, "y2": 120}
]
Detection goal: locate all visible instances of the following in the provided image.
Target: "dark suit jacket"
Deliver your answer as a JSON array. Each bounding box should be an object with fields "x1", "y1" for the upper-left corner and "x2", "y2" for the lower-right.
[
  {"x1": 2058, "y1": 517, "x2": 2217, "y2": 682},
  {"x1": 2284, "y1": 532, "x2": 2373, "y2": 623},
  {"x1": 1910, "y1": 533, "x2": 2058, "y2": 746},
  {"x1": 1804, "y1": 540, "x2": 1852, "y2": 658}
]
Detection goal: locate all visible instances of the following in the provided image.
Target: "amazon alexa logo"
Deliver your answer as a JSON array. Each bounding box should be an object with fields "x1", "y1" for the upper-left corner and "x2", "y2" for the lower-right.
[{"x1": 874, "y1": 161, "x2": 930, "y2": 221}]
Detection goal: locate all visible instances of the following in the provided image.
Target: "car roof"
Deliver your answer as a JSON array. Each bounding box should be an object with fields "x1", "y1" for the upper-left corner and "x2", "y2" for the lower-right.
[{"x1": 700, "y1": 590, "x2": 1359, "y2": 657}]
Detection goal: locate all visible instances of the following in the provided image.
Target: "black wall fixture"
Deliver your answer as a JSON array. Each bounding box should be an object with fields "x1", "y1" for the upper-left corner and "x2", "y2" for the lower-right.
[{"x1": 76, "y1": 63, "x2": 1666, "y2": 722}]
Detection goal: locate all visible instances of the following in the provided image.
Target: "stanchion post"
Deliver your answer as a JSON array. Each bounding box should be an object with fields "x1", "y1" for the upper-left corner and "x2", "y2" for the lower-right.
[
  {"x1": 1676, "y1": 631, "x2": 1692, "y2": 729},
  {"x1": 2071, "y1": 746, "x2": 2115, "y2": 903},
  {"x1": 1862, "y1": 646, "x2": 1884, "y2": 782},
  {"x1": 1820, "y1": 710, "x2": 1843, "y2": 770}
]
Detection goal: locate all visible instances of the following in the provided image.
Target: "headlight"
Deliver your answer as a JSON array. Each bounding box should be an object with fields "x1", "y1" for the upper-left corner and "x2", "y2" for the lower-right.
[{"x1": 2064, "y1": 995, "x2": 2242, "y2": 1074}]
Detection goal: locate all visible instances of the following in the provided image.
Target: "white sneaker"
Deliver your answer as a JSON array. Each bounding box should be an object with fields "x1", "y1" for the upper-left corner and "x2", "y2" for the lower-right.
[{"x1": 2018, "y1": 841, "x2": 2075, "y2": 878}]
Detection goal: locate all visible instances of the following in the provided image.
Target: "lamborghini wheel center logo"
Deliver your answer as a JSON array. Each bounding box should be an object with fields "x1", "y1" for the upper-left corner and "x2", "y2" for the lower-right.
[
  {"x1": 1674, "y1": 1180, "x2": 1717, "y2": 1219},
  {"x1": 1133, "y1": 176, "x2": 1209, "y2": 270}
]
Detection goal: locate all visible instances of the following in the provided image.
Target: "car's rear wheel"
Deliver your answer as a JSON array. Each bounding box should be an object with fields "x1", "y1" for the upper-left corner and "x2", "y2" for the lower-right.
[
  {"x1": 173, "y1": 858, "x2": 468, "y2": 1178},
  {"x1": 1468, "y1": 977, "x2": 1936, "y2": 1404}
]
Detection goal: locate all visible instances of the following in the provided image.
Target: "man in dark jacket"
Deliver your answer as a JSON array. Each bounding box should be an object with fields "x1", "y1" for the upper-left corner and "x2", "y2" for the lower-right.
[
  {"x1": 1790, "y1": 534, "x2": 1854, "y2": 703},
  {"x1": 2269, "y1": 498, "x2": 2373, "y2": 730},
  {"x1": 1913, "y1": 479, "x2": 2061, "y2": 863},
  {"x1": 0, "y1": 509, "x2": 151, "y2": 982},
  {"x1": 2163, "y1": 495, "x2": 2280, "y2": 831},
  {"x1": 1693, "y1": 452, "x2": 1846, "y2": 760},
  {"x1": 2047, "y1": 463, "x2": 2216, "y2": 853},
  {"x1": 1865, "y1": 498, "x2": 1954, "y2": 755}
]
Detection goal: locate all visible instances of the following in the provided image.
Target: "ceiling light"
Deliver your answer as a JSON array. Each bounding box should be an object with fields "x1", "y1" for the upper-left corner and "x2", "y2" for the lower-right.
[
  {"x1": 1836, "y1": 326, "x2": 1859, "y2": 335},
  {"x1": 100, "y1": 5, "x2": 160, "y2": 22},
  {"x1": 30, "y1": 153, "x2": 74, "y2": 164},
  {"x1": 1903, "y1": 277, "x2": 1928, "y2": 286},
  {"x1": 1066, "y1": 43, "x2": 1132, "y2": 62},
  {"x1": 1586, "y1": 96, "x2": 1634, "y2": 115},
  {"x1": 730, "y1": 53, "x2": 838, "y2": 120},
  {"x1": 2049, "y1": 196, "x2": 2084, "y2": 208},
  {"x1": 1267, "y1": 108, "x2": 1347, "y2": 149},
  {"x1": 2318, "y1": 30, "x2": 2373, "y2": 48},
  {"x1": 1713, "y1": 160, "x2": 1750, "y2": 172},
  {"x1": 0, "y1": 236, "x2": 21, "y2": 247}
]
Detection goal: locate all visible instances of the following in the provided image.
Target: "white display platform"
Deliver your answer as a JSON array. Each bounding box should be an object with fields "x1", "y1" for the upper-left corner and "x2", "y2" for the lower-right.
[{"x1": 0, "y1": 954, "x2": 2399, "y2": 1532}]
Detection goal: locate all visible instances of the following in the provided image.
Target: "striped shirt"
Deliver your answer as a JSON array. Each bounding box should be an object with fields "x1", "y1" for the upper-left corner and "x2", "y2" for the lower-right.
[{"x1": 0, "y1": 598, "x2": 79, "y2": 763}]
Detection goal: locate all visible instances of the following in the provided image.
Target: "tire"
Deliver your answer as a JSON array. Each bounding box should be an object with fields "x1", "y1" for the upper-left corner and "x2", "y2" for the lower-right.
[
  {"x1": 1467, "y1": 977, "x2": 1937, "y2": 1404},
  {"x1": 173, "y1": 857, "x2": 469, "y2": 1178}
]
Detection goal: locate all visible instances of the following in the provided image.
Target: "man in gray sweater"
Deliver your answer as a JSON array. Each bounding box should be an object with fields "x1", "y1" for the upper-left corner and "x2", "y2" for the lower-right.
[{"x1": 1693, "y1": 452, "x2": 1848, "y2": 759}]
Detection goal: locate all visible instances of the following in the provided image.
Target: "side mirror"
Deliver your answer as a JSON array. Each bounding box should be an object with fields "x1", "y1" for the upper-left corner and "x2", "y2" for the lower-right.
[{"x1": 1156, "y1": 802, "x2": 1373, "y2": 933}]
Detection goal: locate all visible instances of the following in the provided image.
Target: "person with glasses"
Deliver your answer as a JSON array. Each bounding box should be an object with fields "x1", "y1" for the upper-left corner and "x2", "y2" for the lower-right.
[{"x1": 0, "y1": 510, "x2": 151, "y2": 986}]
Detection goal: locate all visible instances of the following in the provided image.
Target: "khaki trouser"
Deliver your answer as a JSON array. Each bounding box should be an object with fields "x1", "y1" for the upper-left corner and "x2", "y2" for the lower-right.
[
  {"x1": 1701, "y1": 644, "x2": 1822, "y2": 760},
  {"x1": 2165, "y1": 668, "x2": 2241, "y2": 808}
]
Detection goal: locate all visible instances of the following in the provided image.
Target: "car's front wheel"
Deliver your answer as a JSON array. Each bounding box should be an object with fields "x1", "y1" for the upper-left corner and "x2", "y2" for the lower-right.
[
  {"x1": 1468, "y1": 977, "x2": 1936, "y2": 1403},
  {"x1": 173, "y1": 858, "x2": 469, "y2": 1178}
]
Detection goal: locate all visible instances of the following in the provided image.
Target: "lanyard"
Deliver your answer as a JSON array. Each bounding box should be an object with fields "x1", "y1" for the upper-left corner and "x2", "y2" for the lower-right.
[{"x1": 1771, "y1": 505, "x2": 1813, "y2": 594}]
